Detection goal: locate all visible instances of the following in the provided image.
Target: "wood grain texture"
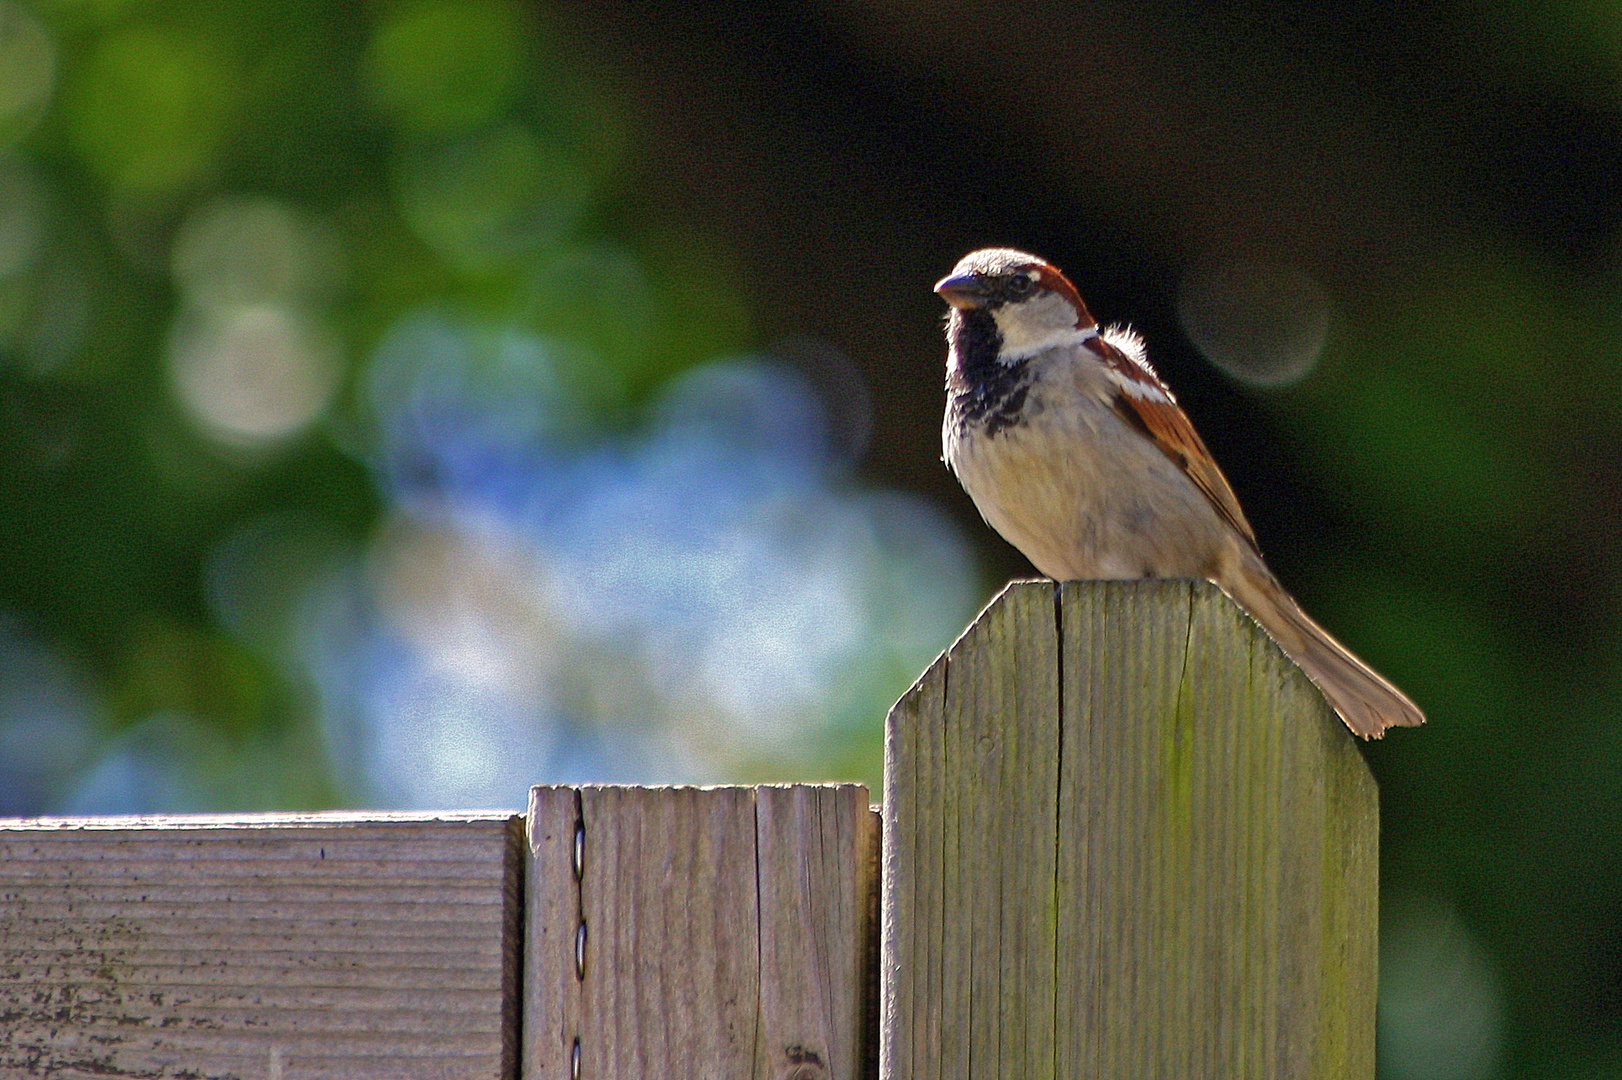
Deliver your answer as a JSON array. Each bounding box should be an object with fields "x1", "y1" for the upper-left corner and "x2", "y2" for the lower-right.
[
  {"x1": 0, "y1": 811, "x2": 524, "y2": 1080},
  {"x1": 524, "y1": 784, "x2": 877, "y2": 1080},
  {"x1": 882, "y1": 579, "x2": 1379, "y2": 1080}
]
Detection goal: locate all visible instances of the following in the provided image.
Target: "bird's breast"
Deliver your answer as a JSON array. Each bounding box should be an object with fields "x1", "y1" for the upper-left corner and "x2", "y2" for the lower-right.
[{"x1": 944, "y1": 354, "x2": 1231, "y2": 580}]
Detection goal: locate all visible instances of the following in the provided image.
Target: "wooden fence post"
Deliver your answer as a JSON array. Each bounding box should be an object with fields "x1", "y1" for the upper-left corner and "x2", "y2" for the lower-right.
[
  {"x1": 524, "y1": 783, "x2": 879, "y2": 1080},
  {"x1": 881, "y1": 579, "x2": 1379, "y2": 1080}
]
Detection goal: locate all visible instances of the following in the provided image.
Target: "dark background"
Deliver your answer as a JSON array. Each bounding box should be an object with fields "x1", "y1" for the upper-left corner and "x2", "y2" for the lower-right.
[{"x1": 1, "y1": 0, "x2": 1617, "y2": 1075}]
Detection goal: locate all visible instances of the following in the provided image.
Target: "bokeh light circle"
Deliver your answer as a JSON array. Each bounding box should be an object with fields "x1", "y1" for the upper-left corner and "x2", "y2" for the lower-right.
[{"x1": 1176, "y1": 261, "x2": 1331, "y2": 387}]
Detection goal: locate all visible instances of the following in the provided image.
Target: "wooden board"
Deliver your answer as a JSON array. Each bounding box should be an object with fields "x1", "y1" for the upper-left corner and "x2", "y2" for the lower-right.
[
  {"x1": 0, "y1": 812, "x2": 523, "y2": 1080},
  {"x1": 524, "y1": 784, "x2": 878, "y2": 1080},
  {"x1": 882, "y1": 579, "x2": 1380, "y2": 1080}
]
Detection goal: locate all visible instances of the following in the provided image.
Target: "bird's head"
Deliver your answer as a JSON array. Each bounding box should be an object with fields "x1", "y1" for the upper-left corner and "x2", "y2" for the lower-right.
[{"x1": 934, "y1": 248, "x2": 1098, "y2": 363}]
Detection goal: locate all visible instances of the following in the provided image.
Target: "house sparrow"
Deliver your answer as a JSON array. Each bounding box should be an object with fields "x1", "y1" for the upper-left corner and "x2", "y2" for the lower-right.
[{"x1": 937, "y1": 247, "x2": 1423, "y2": 738}]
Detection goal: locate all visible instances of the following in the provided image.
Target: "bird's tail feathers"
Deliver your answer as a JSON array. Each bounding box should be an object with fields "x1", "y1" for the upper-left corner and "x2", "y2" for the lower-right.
[{"x1": 1220, "y1": 556, "x2": 1424, "y2": 739}]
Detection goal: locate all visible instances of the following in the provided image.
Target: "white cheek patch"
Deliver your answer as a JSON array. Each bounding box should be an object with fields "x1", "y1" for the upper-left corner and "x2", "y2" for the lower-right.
[{"x1": 992, "y1": 295, "x2": 1099, "y2": 362}]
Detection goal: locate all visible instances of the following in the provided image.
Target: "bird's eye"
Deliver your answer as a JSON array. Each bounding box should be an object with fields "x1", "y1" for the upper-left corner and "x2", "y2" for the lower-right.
[{"x1": 1004, "y1": 274, "x2": 1036, "y2": 298}]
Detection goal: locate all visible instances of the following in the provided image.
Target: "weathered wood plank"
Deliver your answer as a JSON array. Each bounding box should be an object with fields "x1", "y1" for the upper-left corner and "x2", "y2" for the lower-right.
[
  {"x1": 0, "y1": 811, "x2": 524, "y2": 1080},
  {"x1": 589, "y1": 785, "x2": 759, "y2": 1078},
  {"x1": 756, "y1": 784, "x2": 878, "y2": 1080},
  {"x1": 881, "y1": 579, "x2": 1380, "y2": 1080},
  {"x1": 524, "y1": 784, "x2": 876, "y2": 1080}
]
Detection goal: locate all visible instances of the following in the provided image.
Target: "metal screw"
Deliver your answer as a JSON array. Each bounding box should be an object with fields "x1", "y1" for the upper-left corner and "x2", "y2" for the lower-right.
[{"x1": 570, "y1": 810, "x2": 586, "y2": 1079}]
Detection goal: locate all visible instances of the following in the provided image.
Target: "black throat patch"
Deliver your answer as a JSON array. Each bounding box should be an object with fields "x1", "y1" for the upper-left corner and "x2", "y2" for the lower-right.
[{"x1": 946, "y1": 308, "x2": 1031, "y2": 438}]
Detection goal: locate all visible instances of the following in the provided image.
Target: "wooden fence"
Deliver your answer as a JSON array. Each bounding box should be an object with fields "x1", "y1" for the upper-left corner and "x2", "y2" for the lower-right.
[{"x1": 0, "y1": 580, "x2": 1378, "y2": 1079}]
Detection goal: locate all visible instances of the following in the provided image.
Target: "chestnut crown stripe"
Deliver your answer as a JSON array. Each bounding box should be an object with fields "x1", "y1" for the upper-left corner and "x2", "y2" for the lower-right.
[{"x1": 1032, "y1": 262, "x2": 1096, "y2": 328}]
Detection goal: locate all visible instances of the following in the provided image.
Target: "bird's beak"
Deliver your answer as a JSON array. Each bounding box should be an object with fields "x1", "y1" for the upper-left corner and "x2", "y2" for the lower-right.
[{"x1": 934, "y1": 273, "x2": 989, "y2": 310}]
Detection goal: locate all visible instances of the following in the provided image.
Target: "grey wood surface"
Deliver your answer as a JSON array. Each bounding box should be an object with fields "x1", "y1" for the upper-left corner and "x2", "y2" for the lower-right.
[
  {"x1": 882, "y1": 579, "x2": 1380, "y2": 1080},
  {"x1": 525, "y1": 783, "x2": 878, "y2": 1080},
  {"x1": 0, "y1": 811, "x2": 523, "y2": 1080}
]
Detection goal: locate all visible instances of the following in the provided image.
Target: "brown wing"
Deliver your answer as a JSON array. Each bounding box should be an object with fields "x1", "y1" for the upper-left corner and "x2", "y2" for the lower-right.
[{"x1": 1087, "y1": 335, "x2": 1262, "y2": 553}]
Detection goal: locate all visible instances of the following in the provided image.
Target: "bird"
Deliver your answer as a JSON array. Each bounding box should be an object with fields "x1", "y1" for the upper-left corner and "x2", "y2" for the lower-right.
[{"x1": 935, "y1": 247, "x2": 1423, "y2": 738}]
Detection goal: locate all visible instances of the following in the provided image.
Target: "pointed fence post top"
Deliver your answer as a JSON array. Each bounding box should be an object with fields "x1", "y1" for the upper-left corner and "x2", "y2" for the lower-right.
[{"x1": 882, "y1": 577, "x2": 1378, "y2": 1080}]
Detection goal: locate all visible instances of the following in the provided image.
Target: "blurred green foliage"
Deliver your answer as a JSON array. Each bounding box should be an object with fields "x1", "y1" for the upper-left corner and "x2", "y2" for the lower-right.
[{"x1": 0, "y1": 0, "x2": 752, "y2": 747}]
